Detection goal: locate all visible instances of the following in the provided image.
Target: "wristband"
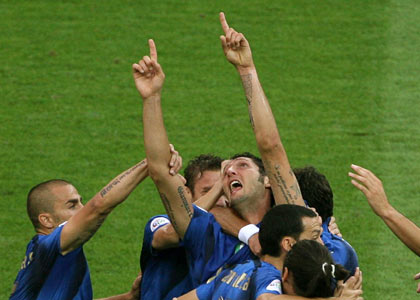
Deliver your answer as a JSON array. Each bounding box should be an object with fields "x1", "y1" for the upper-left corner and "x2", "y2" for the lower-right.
[{"x1": 238, "y1": 224, "x2": 260, "y2": 245}]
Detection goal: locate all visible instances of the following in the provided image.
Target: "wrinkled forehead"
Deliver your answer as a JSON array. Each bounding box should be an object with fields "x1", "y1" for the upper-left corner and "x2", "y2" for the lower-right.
[{"x1": 223, "y1": 157, "x2": 258, "y2": 172}]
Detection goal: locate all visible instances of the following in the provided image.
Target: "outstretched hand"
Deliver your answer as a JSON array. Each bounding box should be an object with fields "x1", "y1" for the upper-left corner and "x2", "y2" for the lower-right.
[
  {"x1": 133, "y1": 39, "x2": 165, "y2": 99},
  {"x1": 219, "y1": 12, "x2": 254, "y2": 69},
  {"x1": 414, "y1": 272, "x2": 420, "y2": 293},
  {"x1": 348, "y1": 164, "x2": 390, "y2": 217},
  {"x1": 335, "y1": 267, "x2": 363, "y2": 300}
]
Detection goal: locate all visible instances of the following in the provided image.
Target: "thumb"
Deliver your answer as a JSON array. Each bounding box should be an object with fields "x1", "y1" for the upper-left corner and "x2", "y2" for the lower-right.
[{"x1": 220, "y1": 35, "x2": 228, "y2": 53}]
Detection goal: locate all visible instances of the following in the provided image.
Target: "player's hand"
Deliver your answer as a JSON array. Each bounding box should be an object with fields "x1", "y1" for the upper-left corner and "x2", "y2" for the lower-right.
[
  {"x1": 349, "y1": 164, "x2": 390, "y2": 217},
  {"x1": 248, "y1": 233, "x2": 262, "y2": 257},
  {"x1": 219, "y1": 12, "x2": 254, "y2": 70},
  {"x1": 328, "y1": 216, "x2": 342, "y2": 237},
  {"x1": 169, "y1": 144, "x2": 182, "y2": 175},
  {"x1": 335, "y1": 267, "x2": 363, "y2": 300},
  {"x1": 133, "y1": 39, "x2": 165, "y2": 99},
  {"x1": 127, "y1": 271, "x2": 142, "y2": 300},
  {"x1": 414, "y1": 272, "x2": 420, "y2": 293}
]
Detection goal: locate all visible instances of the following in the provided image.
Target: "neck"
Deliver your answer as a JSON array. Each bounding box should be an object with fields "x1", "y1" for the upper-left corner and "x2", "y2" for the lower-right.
[
  {"x1": 234, "y1": 188, "x2": 272, "y2": 224},
  {"x1": 36, "y1": 227, "x2": 54, "y2": 235},
  {"x1": 261, "y1": 252, "x2": 286, "y2": 271}
]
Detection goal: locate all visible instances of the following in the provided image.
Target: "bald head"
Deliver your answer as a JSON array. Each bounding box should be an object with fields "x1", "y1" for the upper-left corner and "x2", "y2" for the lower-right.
[{"x1": 27, "y1": 179, "x2": 73, "y2": 230}]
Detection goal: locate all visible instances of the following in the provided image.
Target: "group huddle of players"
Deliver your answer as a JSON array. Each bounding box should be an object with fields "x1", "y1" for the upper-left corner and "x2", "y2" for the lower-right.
[
  {"x1": 11, "y1": 12, "x2": 371, "y2": 300},
  {"x1": 135, "y1": 12, "x2": 363, "y2": 300}
]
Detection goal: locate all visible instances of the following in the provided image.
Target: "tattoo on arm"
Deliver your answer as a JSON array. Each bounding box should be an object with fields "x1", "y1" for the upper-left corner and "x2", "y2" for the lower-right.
[
  {"x1": 177, "y1": 186, "x2": 193, "y2": 218},
  {"x1": 160, "y1": 193, "x2": 179, "y2": 231},
  {"x1": 100, "y1": 161, "x2": 146, "y2": 197},
  {"x1": 265, "y1": 162, "x2": 300, "y2": 205},
  {"x1": 241, "y1": 74, "x2": 255, "y2": 129}
]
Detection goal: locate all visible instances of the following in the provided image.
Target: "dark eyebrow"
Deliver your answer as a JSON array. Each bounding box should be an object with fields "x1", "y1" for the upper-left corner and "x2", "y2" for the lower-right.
[{"x1": 66, "y1": 198, "x2": 80, "y2": 205}]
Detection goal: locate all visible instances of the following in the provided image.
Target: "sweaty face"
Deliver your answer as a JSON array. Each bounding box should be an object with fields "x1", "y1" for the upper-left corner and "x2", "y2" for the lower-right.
[
  {"x1": 192, "y1": 170, "x2": 228, "y2": 207},
  {"x1": 50, "y1": 184, "x2": 84, "y2": 226},
  {"x1": 298, "y1": 216, "x2": 324, "y2": 245},
  {"x1": 222, "y1": 157, "x2": 266, "y2": 207}
]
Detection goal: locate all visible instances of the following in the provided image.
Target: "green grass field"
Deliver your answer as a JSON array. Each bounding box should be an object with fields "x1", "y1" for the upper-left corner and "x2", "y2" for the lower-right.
[{"x1": 1, "y1": 1, "x2": 419, "y2": 299}]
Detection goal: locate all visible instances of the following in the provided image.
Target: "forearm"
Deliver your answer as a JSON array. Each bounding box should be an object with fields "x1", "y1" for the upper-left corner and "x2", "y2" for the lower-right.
[
  {"x1": 194, "y1": 180, "x2": 224, "y2": 211},
  {"x1": 142, "y1": 95, "x2": 193, "y2": 238},
  {"x1": 237, "y1": 67, "x2": 304, "y2": 207},
  {"x1": 98, "y1": 160, "x2": 149, "y2": 211},
  {"x1": 143, "y1": 95, "x2": 172, "y2": 178},
  {"x1": 61, "y1": 160, "x2": 148, "y2": 254},
  {"x1": 211, "y1": 207, "x2": 247, "y2": 237},
  {"x1": 380, "y1": 206, "x2": 420, "y2": 256}
]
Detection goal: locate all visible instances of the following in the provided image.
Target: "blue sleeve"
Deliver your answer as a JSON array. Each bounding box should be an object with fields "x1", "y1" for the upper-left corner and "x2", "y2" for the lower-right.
[
  {"x1": 144, "y1": 215, "x2": 173, "y2": 254},
  {"x1": 183, "y1": 205, "x2": 214, "y2": 261},
  {"x1": 254, "y1": 268, "x2": 283, "y2": 297},
  {"x1": 38, "y1": 225, "x2": 64, "y2": 258},
  {"x1": 195, "y1": 280, "x2": 215, "y2": 300}
]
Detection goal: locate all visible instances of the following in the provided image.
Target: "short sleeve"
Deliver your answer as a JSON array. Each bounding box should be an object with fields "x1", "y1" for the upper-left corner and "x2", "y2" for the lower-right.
[
  {"x1": 254, "y1": 266, "x2": 282, "y2": 297},
  {"x1": 195, "y1": 280, "x2": 216, "y2": 300},
  {"x1": 38, "y1": 225, "x2": 64, "y2": 258},
  {"x1": 183, "y1": 205, "x2": 213, "y2": 259}
]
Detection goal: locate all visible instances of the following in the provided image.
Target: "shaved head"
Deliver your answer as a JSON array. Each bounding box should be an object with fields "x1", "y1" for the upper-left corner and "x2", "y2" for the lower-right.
[{"x1": 27, "y1": 179, "x2": 73, "y2": 229}]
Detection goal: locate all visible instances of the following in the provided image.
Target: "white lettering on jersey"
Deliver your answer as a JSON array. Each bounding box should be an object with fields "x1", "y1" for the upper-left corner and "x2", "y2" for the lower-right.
[
  {"x1": 150, "y1": 217, "x2": 170, "y2": 232},
  {"x1": 266, "y1": 279, "x2": 282, "y2": 293}
]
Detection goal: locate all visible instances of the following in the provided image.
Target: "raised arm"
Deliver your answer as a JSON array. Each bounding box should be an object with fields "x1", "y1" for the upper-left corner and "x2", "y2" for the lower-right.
[
  {"x1": 219, "y1": 12, "x2": 304, "y2": 207},
  {"x1": 134, "y1": 39, "x2": 193, "y2": 238},
  {"x1": 61, "y1": 160, "x2": 148, "y2": 255},
  {"x1": 349, "y1": 164, "x2": 420, "y2": 256}
]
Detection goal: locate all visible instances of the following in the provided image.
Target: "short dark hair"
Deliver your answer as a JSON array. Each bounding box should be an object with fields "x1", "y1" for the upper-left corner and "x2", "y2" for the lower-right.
[
  {"x1": 284, "y1": 240, "x2": 349, "y2": 297},
  {"x1": 184, "y1": 154, "x2": 223, "y2": 194},
  {"x1": 293, "y1": 166, "x2": 333, "y2": 222},
  {"x1": 230, "y1": 152, "x2": 265, "y2": 176},
  {"x1": 259, "y1": 204, "x2": 317, "y2": 256},
  {"x1": 27, "y1": 179, "x2": 72, "y2": 229}
]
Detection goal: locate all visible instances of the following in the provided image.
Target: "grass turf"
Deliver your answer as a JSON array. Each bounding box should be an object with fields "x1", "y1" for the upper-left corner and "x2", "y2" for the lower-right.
[{"x1": 1, "y1": 0, "x2": 419, "y2": 298}]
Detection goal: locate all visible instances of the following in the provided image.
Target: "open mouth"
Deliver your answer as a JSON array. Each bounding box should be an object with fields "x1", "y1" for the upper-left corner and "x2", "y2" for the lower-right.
[{"x1": 230, "y1": 180, "x2": 243, "y2": 194}]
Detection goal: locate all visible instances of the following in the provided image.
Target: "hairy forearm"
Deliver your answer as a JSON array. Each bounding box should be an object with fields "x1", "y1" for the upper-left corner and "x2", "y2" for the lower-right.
[{"x1": 381, "y1": 207, "x2": 420, "y2": 256}]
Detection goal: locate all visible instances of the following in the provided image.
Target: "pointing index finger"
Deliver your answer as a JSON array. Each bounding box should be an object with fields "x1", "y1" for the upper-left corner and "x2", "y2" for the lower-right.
[
  {"x1": 219, "y1": 12, "x2": 230, "y2": 34},
  {"x1": 149, "y1": 39, "x2": 158, "y2": 61}
]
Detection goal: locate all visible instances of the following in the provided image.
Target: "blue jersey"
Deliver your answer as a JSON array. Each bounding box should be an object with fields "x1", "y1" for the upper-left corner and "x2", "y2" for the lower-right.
[
  {"x1": 183, "y1": 205, "x2": 257, "y2": 287},
  {"x1": 139, "y1": 215, "x2": 194, "y2": 300},
  {"x1": 322, "y1": 218, "x2": 359, "y2": 275},
  {"x1": 196, "y1": 260, "x2": 282, "y2": 300},
  {"x1": 10, "y1": 224, "x2": 92, "y2": 300}
]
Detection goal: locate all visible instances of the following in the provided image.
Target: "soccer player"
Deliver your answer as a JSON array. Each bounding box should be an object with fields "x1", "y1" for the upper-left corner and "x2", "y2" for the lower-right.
[
  {"x1": 294, "y1": 166, "x2": 359, "y2": 275},
  {"x1": 139, "y1": 153, "x2": 265, "y2": 299},
  {"x1": 175, "y1": 205, "x2": 363, "y2": 300},
  {"x1": 133, "y1": 12, "x2": 307, "y2": 288},
  {"x1": 9, "y1": 156, "x2": 181, "y2": 300},
  {"x1": 349, "y1": 164, "x2": 420, "y2": 293}
]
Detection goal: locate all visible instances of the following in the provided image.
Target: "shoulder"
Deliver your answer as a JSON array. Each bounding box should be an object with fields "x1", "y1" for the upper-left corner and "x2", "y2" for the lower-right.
[{"x1": 145, "y1": 215, "x2": 171, "y2": 234}]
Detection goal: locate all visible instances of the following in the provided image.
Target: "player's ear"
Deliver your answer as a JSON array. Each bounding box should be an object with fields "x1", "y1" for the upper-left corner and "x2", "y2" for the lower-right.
[
  {"x1": 281, "y1": 236, "x2": 296, "y2": 252},
  {"x1": 38, "y1": 213, "x2": 55, "y2": 229},
  {"x1": 263, "y1": 176, "x2": 270, "y2": 188}
]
